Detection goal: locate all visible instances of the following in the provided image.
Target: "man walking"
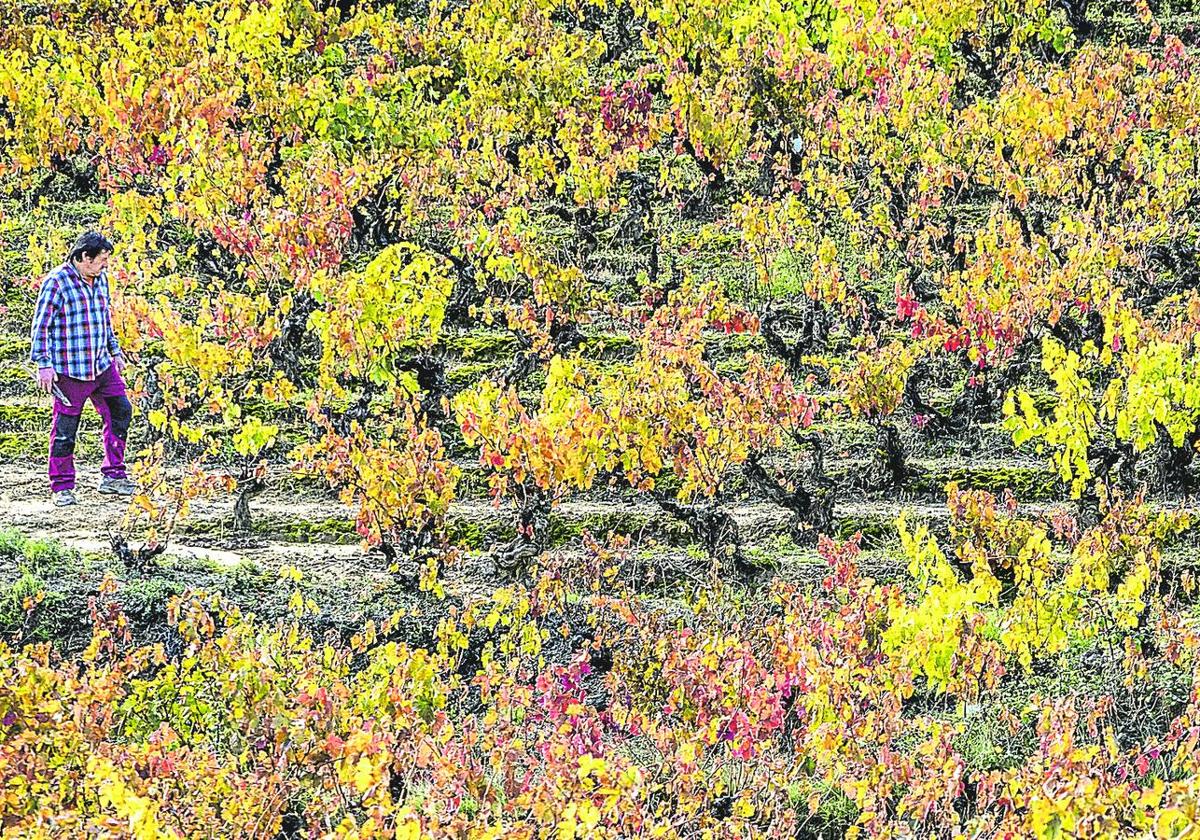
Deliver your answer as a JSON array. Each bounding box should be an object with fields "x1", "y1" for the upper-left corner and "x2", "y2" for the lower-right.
[{"x1": 29, "y1": 231, "x2": 136, "y2": 506}]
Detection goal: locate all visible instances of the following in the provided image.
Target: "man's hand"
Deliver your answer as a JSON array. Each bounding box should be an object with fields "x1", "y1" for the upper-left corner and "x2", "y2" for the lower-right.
[
  {"x1": 36, "y1": 366, "x2": 57, "y2": 395},
  {"x1": 113, "y1": 355, "x2": 126, "y2": 376}
]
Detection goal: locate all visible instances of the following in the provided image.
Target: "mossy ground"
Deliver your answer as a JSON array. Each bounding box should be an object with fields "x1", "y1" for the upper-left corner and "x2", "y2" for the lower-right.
[{"x1": 0, "y1": 524, "x2": 448, "y2": 658}]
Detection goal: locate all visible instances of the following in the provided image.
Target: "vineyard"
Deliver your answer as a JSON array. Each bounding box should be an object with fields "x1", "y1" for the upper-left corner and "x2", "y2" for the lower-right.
[{"x1": 3, "y1": 0, "x2": 1200, "y2": 836}]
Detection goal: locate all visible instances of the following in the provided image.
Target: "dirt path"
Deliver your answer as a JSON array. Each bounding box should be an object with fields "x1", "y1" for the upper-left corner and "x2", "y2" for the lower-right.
[
  {"x1": 0, "y1": 455, "x2": 1077, "y2": 573},
  {"x1": 0, "y1": 460, "x2": 367, "y2": 570}
]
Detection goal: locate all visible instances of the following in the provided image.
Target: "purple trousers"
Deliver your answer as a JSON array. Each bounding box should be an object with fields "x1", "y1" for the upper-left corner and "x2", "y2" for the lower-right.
[{"x1": 48, "y1": 364, "x2": 132, "y2": 492}]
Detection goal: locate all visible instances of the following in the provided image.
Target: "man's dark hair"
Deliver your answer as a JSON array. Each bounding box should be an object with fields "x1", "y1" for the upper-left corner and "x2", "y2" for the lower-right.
[{"x1": 68, "y1": 231, "x2": 114, "y2": 263}]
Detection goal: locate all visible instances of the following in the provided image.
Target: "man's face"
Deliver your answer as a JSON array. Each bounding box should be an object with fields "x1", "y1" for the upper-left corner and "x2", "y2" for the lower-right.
[{"x1": 76, "y1": 250, "x2": 110, "y2": 279}]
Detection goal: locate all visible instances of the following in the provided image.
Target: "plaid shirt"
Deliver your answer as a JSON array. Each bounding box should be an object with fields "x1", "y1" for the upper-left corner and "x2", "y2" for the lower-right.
[{"x1": 29, "y1": 262, "x2": 122, "y2": 380}]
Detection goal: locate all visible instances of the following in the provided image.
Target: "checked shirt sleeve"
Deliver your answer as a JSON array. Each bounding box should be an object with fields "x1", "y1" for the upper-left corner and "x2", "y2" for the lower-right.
[{"x1": 29, "y1": 275, "x2": 60, "y2": 369}]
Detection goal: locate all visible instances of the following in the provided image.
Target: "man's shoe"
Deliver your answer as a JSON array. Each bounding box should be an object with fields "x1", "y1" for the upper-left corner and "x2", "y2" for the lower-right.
[
  {"x1": 52, "y1": 489, "x2": 77, "y2": 507},
  {"x1": 98, "y1": 476, "x2": 137, "y2": 496}
]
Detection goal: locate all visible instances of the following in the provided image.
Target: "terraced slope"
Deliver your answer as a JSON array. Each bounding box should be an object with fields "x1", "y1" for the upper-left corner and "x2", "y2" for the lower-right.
[{"x1": 4, "y1": 0, "x2": 1200, "y2": 656}]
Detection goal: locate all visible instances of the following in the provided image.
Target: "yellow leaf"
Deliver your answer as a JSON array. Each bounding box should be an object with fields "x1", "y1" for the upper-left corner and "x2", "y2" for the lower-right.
[
  {"x1": 395, "y1": 811, "x2": 423, "y2": 840},
  {"x1": 352, "y1": 756, "x2": 376, "y2": 794}
]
